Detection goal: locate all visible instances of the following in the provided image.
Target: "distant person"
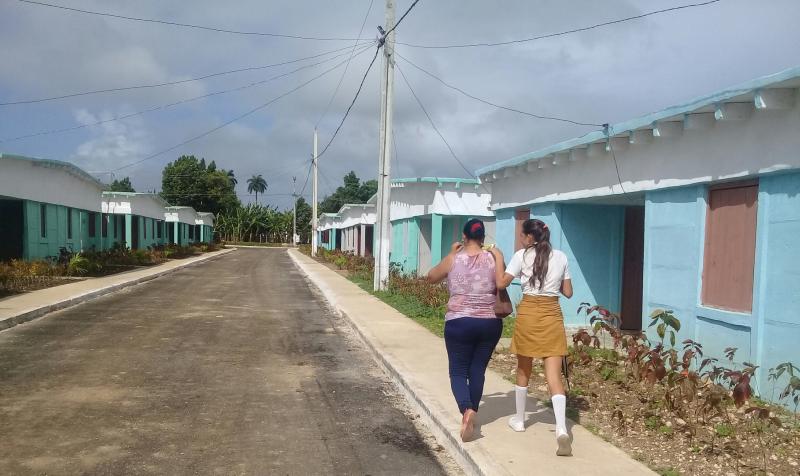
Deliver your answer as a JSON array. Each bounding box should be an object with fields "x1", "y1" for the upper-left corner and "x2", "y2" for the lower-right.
[
  {"x1": 427, "y1": 218, "x2": 504, "y2": 442},
  {"x1": 490, "y1": 218, "x2": 574, "y2": 456}
]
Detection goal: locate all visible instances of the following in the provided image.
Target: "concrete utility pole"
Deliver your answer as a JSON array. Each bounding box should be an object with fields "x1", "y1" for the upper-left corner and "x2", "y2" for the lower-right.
[
  {"x1": 292, "y1": 176, "x2": 297, "y2": 246},
  {"x1": 311, "y1": 129, "x2": 319, "y2": 256},
  {"x1": 373, "y1": 0, "x2": 395, "y2": 291}
]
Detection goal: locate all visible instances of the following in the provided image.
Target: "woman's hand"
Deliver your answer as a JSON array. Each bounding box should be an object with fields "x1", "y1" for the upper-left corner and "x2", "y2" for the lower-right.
[
  {"x1": 449, "y1": 242, "x2": 464, "y2": 255},
  {"x1": 488, "y1": 246, "x2": 504, "y2": 263}
]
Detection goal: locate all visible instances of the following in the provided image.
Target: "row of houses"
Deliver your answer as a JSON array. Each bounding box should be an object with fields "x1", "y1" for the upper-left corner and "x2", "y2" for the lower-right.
[
  {"x1": 0, "y1": 154, "x2": 215, "y2": 261},
  {"x1": 316, "y1": 66, "x2": 800, "y2": 394},
  {"x1": 317, "y1": 177, "x2": 494, "y2": 275}
]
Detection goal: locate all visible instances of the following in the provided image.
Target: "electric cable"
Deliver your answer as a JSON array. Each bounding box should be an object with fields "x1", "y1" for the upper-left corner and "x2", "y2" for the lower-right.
[
  {"x1": 0, "y1": 44, "x2": 376, "y2": 143},
  {"x1": 315, "y1": 0, "x2": 374, "y2": 128},
  {"x1": 396, "y1": 63, "x2": 474, "y2": 179},
  {"x1": 395, "y1": 51, "x2": 601, "y2": 127},
  {"x1": 0, "y1": 42, "x2": 372, "y2": 107},
  {"x1": 111, "y1": 52, "x2": 360, "y2": 173},
  {"x1": 384, "y1": 0, "x2": 422, "y2": 37},
  {"x1": 396, "y1": 0, "x2": 722, "y2": 49},
  {"x1": 16, "y1": 0, "x2": 366, "y2": 41},
  {"x1": 316, "y1": 46, "x2": 381, "y2": 158}
]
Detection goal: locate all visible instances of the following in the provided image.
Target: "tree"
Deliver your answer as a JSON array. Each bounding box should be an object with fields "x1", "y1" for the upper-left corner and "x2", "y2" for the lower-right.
[
  {"x1": 161, "y1": 155, "x2": 240, "y2": 215},
  {"x1": 226, "y1": 169, "x2": 237, "y2": 186},
  {"x1": 247, "y1": 174, "x2": 268, "y2": 204},
  {"x1": 295, "y1": 197, "x2": 312, "y2": 243},
  {"x1": 107, "y1": 177, "x2": 135, "y2": 192},
  {"x1": 318, "y1": 171, "x2": 377, "y2": 213}
]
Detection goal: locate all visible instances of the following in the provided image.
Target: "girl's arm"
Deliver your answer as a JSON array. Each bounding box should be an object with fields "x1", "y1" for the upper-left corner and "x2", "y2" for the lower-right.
[
  {"x1": 560, "y1": 279, "x2": 573, "y2": 298},
  {"x1": 490, "y1": 247, "x2": 515, "y2": 290}
]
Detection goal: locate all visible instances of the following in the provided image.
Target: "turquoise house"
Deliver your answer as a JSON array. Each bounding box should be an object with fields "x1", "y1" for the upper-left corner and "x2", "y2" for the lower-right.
[
  {"x1": 317, "y1": 213, "x2": 341, "y2": 251},
  {"x1": 195, "y1": 212, "x2": 215, "y2": 244},
  {"x1": 165, "y1": 206, "x2": 199, "y2": 245},
  {"x1": 0, "y1": 153, "x2": 107, "y2": 260},
  {"x1": 476, "y1": 66, "x2": 800, "y2": 396},
  {"x1": 389, "y1": 177, "x2": 494, "y2": 275},
  {"x1": 102, "y1": 192, "x2": 170, "y2": 250}
]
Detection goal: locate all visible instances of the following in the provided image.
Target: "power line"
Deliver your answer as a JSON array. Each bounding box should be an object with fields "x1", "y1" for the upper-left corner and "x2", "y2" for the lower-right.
[
  {"x1": 395, "y1": 52, "x2": 602, "y2": 127},
  {"x1": 396, "y1": 63, "x2": 474, "y2": 178},
  {"x1": 112, "y1": 52, "x2": 360, "y2": 173},
  {"x1": 316, "y1": 46, "x2": 381, "y2": 158},
  {"x1": 315, "y1": 0, "x2": 375, "y2": 128},
  {"x1": 298, "y1": 159, "x2": 314, "y2": 198},
  {"x1": 0, "y1": 44, "x2": 376, "y2": 143},
  {"x1": 396, "y1": 0, "x2": 722, "y2": 49},
  {"x1": 0, "y1": 42, "x2": 372, "y2": 107},
  {"x1": 384, "y1": 0, "x2": 422, "y2": 37},
  {"x1": 16, "y1": 0, "x2": 367, "y2": 41}
]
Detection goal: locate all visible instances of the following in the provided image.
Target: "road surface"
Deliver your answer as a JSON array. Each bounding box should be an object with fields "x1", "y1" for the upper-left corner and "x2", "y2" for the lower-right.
[{"x1": 0, "y1": 248, "x2": 454, "y2": 475}]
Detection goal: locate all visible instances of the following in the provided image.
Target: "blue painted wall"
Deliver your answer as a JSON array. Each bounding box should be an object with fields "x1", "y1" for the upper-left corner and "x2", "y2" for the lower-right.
[
  {"x1": 754, "y1": 173, "x2": 800, "y2": 399},
  {"x1": 495, "y1": 207, "x2": 525, "y2": 304}
]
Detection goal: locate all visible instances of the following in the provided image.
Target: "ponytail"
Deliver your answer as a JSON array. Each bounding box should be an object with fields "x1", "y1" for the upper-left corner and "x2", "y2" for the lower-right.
[{"x1": 522, "y1": 219, "x2": 551, "y2": 290}]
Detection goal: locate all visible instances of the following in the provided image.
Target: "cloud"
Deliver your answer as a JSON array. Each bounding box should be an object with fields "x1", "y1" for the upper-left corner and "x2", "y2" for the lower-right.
[{"x1": 0, "y1": 0, "x2": 798, "y2": 210}]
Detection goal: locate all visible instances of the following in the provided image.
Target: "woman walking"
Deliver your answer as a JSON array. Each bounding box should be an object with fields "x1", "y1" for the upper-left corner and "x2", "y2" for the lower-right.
[
  {"x1": 427, "y1": 218, "x2": 504, "y2": 442},
  {"x1": 490, "y1": 219, "x2": 574, "y2": 456}
]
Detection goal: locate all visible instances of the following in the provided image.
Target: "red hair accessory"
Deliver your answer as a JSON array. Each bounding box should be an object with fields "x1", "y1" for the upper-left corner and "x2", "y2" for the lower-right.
[
  {"x1": 471, "y1": 222, "x2": 483, "y2": 232},
  {"x1": 542, "y1": 224, "x2": 548, "y2": 230}
]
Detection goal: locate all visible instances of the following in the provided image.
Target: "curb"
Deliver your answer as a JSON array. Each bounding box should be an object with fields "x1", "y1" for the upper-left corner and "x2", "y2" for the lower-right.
[
  {"x1": 0, "y1": 248, "x2": 236, "y2": 332},
  {"x1": 288, "y1": 249, "x2": 503, "y2": 476}
]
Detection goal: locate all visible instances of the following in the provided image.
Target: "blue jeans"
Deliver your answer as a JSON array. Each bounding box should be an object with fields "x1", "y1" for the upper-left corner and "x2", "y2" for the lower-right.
[{"x1": 444, "y1": 317, "x2": 503, "y2": 414}]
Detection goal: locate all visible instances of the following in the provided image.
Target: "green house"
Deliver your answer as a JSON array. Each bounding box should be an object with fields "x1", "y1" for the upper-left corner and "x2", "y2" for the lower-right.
[
  {"x1": 0, "y1": 153, "x2": 107, "y2": 261},
  {"x1": 102, "y1": 192, "x2": 171, "y2": 250}
]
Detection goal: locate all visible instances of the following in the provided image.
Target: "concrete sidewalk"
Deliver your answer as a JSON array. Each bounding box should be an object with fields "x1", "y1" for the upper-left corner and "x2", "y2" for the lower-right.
[
  {"x1": 0, "y1": 248, "x2": 235, "y2": 331},
  {"x1": 289, "y1": 249, "x2": 653, "y2": 476}
]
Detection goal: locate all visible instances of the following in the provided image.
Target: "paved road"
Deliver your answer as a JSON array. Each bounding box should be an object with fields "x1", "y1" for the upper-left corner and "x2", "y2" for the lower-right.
[{"x1": 0, "y1": 249, "x2": 452, "y2": 475}]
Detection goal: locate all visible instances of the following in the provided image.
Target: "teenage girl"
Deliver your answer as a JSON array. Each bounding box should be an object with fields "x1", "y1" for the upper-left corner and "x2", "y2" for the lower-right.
[{"x1": 490, "y1": 218, "x2": 574, "y2": 456}]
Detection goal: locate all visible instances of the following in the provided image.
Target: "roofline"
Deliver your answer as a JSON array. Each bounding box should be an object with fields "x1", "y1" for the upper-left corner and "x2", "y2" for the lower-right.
[
  {"x1": 1, "y1": 153, "x2": 106, "y2": 189},
  {"x1": 476, "y1": 65, "x2": 800, "y2": 176},
  {"x1": 102, "y1": 191, "x2": 171, "y2": 207},
  {"x1": 337, "y1": 202, "x2": 375, "y2": 214},
  {"x1": 392, "y1": 176, "x2": 480, "y2": 185}
]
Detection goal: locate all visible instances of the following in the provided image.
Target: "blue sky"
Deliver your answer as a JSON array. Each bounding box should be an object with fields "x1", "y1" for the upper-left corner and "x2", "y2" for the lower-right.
[{"x1": 1, "y1": 0, "x2": 798, "y2": 209}]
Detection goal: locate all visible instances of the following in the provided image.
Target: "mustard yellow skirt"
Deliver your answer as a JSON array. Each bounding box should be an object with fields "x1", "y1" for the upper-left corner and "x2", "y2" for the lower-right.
[{"x1": 510, "y1": 295, "x2": 567, "y2": 358}]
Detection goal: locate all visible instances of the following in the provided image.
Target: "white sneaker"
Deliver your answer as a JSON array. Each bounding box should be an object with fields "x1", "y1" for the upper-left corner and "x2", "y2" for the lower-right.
[
  {"x1": 556, "y1": 430, "x2": 572, "y2": 456},
  {"x1": 507, "y1": 415, "x2": 525, "y2": 432}
]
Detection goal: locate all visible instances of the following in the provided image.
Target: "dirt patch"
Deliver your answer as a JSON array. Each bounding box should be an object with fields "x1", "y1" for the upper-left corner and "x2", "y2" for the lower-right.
[{"x1": 489, "y1": 349, "x2": 800, "y2": 476}]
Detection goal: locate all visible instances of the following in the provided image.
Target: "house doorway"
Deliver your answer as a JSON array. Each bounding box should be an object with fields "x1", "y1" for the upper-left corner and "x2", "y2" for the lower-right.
[
  {"x1": 335, "y1": 229, "x2": 342, "y2": 250},
  {"x1": 365, "y1": 225, "x2": 374, "y2": 256},
  {"x1": 0, "y1": 199, "x2": 24, "y2": 260},
  {"x1": 620, "y1": 206, "x2": 645, "y2": 330},
  {"x1": 131, "y1": 216, "x2": 140, "y2": 250}
]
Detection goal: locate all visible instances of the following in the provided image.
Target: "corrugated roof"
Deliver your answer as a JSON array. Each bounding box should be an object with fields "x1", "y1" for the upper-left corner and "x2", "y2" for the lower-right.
[
  {"x1": 0, "y1": 153, "x2": 106, "y2": 189},
  {"x1": 476, "y1": 65, "x2": 800, "y2": 176}
]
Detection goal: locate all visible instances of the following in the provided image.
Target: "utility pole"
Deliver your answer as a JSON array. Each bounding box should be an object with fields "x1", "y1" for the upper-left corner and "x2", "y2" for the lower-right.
[
  {"x1": 292, "y1": 176, "x2": 297, "y2": 246},
  {"x1": 373, "y1": 0, "x2": 395, "y2": 291},
  {"x1": 311, "y1": 129, "x2": 319, "y2": 256}
]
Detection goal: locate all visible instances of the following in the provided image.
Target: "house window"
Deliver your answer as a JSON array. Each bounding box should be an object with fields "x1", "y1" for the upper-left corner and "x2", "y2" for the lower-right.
[
  {"x1": 67, "y1": 208, "x2": 73, "y2": 239},
  {"x1": 88, "y1": 212, "x2": 97, "y2": 238},
  {"x1": 40, "y1": 204, "x2": 47, "y2": 238},
  {"x1": 514, "y1": 208, "x2": 530, "y2": 251},
  {"x1": 157, "y1": 220, "x2": 163, "y2": 238},
  {"x1": 143, "y1": 217, "x2": 147, "y2": 239},
  {"x1": 702, "y1": 181, "x2": 759, "y2": 313},
  {"x1": 101, "y1": 214, "x2": 108, "y2": 238},
  {"x1": 113, "y1": 215, "x2": 118, "y2": 239}
]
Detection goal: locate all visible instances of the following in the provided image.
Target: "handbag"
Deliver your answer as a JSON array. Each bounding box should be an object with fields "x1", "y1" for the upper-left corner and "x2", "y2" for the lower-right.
[{"x1": 495, "y1": 288, "x2": 513, "y2": 318}]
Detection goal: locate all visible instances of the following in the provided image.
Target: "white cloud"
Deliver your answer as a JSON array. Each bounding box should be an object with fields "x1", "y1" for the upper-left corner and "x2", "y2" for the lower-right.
[{"x1": 70, "y1": 108, "x2": 151, "y2": 173}]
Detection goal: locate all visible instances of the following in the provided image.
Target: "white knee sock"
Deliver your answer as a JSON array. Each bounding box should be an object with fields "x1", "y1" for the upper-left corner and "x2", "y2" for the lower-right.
[
  {"x1": 551, "y1": 394, "x2": 567, "y2": 434},
  {"x1": 514, "y1": 385, "x2": 527, "y2": 421}
]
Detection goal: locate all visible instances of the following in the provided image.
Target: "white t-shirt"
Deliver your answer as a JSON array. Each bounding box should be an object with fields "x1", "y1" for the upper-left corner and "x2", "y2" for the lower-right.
[{"x1": 505, "y1": 248, "x2": 571, "y2": 297}]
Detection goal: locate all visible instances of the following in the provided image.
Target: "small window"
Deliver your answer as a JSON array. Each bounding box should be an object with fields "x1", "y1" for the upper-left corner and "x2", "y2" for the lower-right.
[
  {"x1": 157, "y1": 220, "x2": 162, "y2": 238},
  {"x1": 102, "y1": 214, "x2": 108, "y2": 238},
  {"x1": 67, "y1": 208, "x2": 73, "y2": 239},
  {"x1": 702, "y1": 181, "x2": 758, "y2": 312},
  {"x1": 40, "y1": 204, "x2": 47, "y2": 238},
  {"x1": 514, "y1": 208, "x2": 530, "y2": 251},
  {"x1": 113, "y1": 215, "x2": 118, "y2": 239},
  {"x1": 143, "y1": 217, "x2": 147, "y2": 239},
  {"x1": 88, "y1": 212, "x2": 97, "y2": 238}
]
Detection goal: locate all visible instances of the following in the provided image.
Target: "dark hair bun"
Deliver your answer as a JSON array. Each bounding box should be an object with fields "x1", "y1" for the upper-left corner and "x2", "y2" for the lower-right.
[{"x1": 463, "y1": 218, "x2": 485, "y2": 240}]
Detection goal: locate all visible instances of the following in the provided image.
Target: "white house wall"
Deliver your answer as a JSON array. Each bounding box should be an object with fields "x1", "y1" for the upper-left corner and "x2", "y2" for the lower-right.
[
  {"x1": 0, "y1": 157, "x2": 103, "y2": 212},
  {"x1": 488, "y1": 105, "x2": 800, "y2": 209},
  {"x1": 390, "y1": 182, "x2": 493, "y2": 221},
  {"x1": 102, "y1": 194, "x2": 167, "y2": 220}
]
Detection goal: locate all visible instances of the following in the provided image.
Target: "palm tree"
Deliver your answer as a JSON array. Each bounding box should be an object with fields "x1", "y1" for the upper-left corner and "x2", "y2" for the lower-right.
[
  {"x1": 226, "y1": 170, "x2": 238, "y2": 186},
  {"x1": 247, "y1": 174, "x2": 268, "y2": 204}
]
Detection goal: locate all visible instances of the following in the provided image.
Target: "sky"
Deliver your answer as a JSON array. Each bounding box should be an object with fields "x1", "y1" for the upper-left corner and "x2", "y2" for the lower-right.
[{"x1": 1, "y1": 0, "x2": 798, "y2": 210}]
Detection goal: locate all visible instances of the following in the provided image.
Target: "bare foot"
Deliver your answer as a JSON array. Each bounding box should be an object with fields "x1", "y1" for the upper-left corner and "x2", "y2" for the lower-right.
[{"x1": 460, "y1": 409, "x2": 477, "y2": 442}]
